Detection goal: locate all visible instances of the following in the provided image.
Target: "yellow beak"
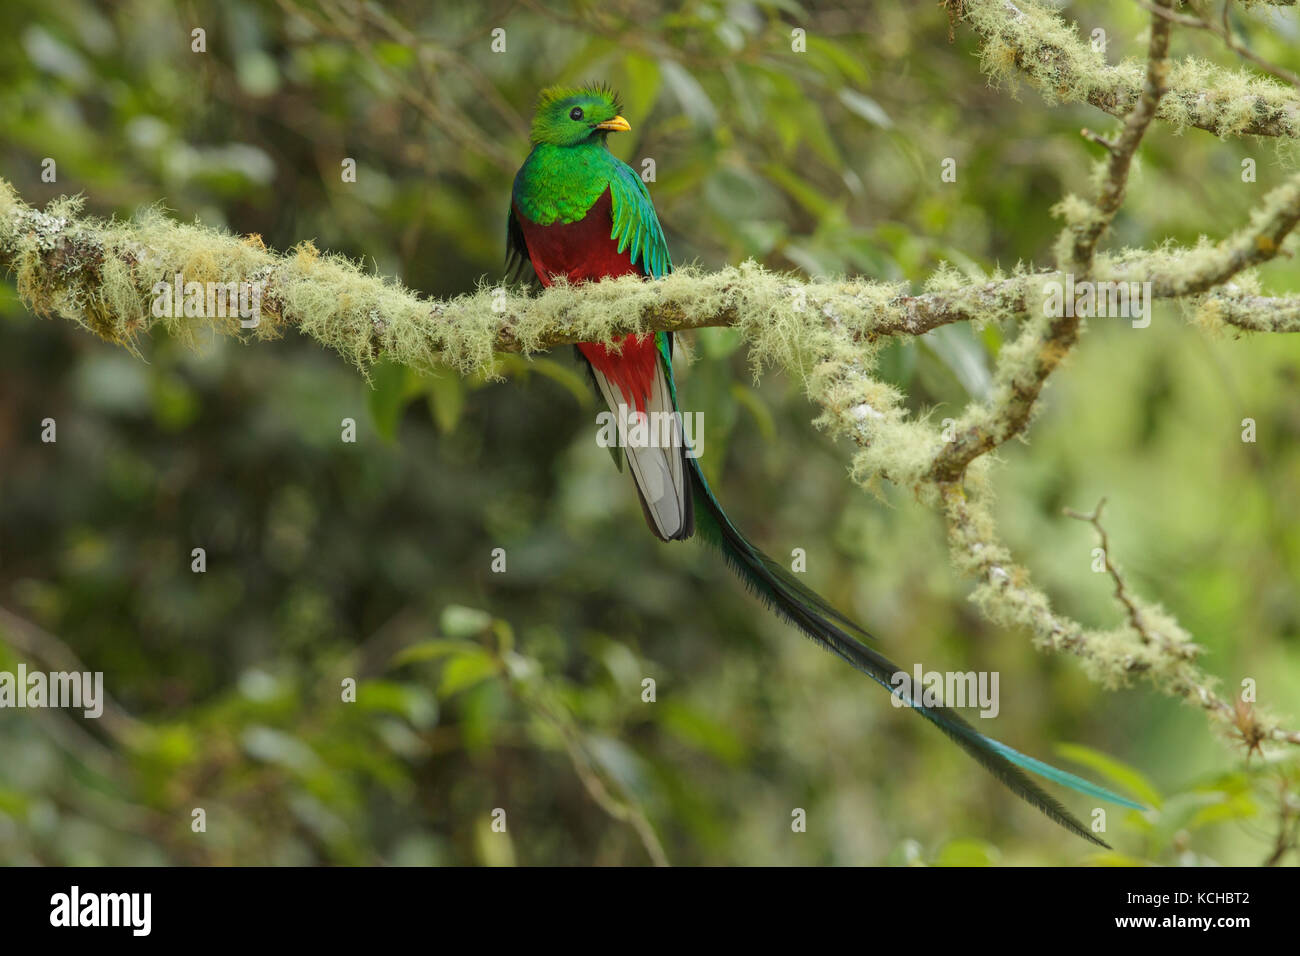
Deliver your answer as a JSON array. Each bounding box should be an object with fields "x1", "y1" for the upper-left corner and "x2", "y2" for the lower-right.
[{"x1": 595, "y1": 115, "x2": 631, "y2": 132}]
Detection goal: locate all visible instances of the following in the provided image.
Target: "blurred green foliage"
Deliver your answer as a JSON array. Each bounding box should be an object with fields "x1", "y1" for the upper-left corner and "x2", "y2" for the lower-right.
[{"x1": 1, "y1": 0, "x2": 1298, "y2": 865}]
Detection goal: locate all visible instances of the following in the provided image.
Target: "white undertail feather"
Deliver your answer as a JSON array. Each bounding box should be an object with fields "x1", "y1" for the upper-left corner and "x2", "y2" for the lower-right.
[{"x1": 590, "y1": 363, "x2": 688, "y2": 540}]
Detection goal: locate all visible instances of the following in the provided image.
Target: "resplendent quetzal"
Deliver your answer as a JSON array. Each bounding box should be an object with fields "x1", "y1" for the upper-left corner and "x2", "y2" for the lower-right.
[{"x1": 506, "y1": 84, "x2": 1142, "y2": 845}]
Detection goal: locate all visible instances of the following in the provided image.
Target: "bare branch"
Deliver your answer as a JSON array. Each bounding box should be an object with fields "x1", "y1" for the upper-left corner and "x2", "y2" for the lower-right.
[{"x1": 1063, "y1": 498, "x2": 1198, "y2": 661}]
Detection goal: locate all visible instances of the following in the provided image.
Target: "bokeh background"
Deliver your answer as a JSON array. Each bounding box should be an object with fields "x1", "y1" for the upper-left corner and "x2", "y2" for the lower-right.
[{"x1": 1, "y1": 0, "x2": 1298, "y2": 865}]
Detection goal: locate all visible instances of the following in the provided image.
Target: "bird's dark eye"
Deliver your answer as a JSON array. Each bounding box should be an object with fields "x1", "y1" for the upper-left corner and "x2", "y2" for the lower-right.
[{"x1": 569, "y1": 107, "x2": 584, "y2": 121}]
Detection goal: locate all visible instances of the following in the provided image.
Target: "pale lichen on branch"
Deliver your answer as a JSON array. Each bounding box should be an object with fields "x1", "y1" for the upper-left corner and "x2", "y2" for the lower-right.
[
  {"x1": 962, "y1": 0, "x2": 1300, "y2": 139},
  {"x1": 4, "y1": 0, "x2": 1300, "y2": 760}
]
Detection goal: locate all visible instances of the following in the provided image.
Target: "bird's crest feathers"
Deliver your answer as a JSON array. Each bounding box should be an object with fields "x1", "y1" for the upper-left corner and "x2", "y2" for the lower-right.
[
  {"x1": 535, "y1": 82, "x2": 623, "y2": 115},
  {"x1": 530, "y1": 83, "x2": 625, "y2": 145}
]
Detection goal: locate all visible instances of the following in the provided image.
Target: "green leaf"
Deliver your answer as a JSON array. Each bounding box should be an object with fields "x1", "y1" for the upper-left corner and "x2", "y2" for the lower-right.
[
  {"x1": 605, "y1": 440, "x2": 625, "y2": 472},
  {"x1": 425, "y1": 372, "x2": 464, "y2": 434},
  {"x1": 761, "y1": 162, "x2": 836, "y2": 220},
  {"x1": 367, "y1": 360, "x2": 421, "y2": 442},
  {"x1": 980, "y1": 320, "x2": 1004, "y2": 357},
  {"x1": 1055, "y1": 743, "x2": 1163, "y2": 810},
  {"x1": 373, "y1": 41, "x2": 414, "y2": 70},
  {"x1": 659, "y1": 701, "x2": 746, "y2": 765},
  {"x1": 796, "y1": 107, "x2": 843, "y2": 169},
  {"x1": 1086, "y1": 851, "x2": 1149, "y2": 867},
  {"x1": 357, "y1": 680, "x2": 439, "y2": 729},
  {"x1": 241, "y1": 726, "x2": 322, "y2": 773},
  {"x1": 805, "y1": 36, "x2": 870, "y2": 85},
  {"x1": 875, "y1": 339, "x2": 917, "y2": 389},
  {"x1": 698, "y1": 326, "x2": 742, "y2": 360},
  {"x1": 0, "y1": 787, "x2": 31, "y2": 818},
  {"x1": 932, "y1": 838, "x2": 999, "y2": 866},
  {"x1": 474, "y1": 813, "x2": 516, "y2": 866},
  {"x1": 620, "y1": 53, "x2": 661, "y2": 134},
  {"x1": 1186, "y1": 791, "x2": 1258, "y2": 830},
  {"x1": 527, "y1": 356, "x2": 592, "y2": 407},
  {"x1": 440, "y1": 604, "x2": 494, "y2": 638},
  {"x1": 658, "y1": 60, "x2": 718, "y2": 128},
  {"x1": 921, "y1": 324, "x2": 992, "y2": 400},
  {"x1": 438, "y1": 651, "x2": 500, "y2": 698},
  {"x1": 392, "y1": 639, "x2": 483, "y2": 667},
  {"x1": 838, "y1": 89, "x2": 893, "y2": 129},
  {"x1": 691, "y1": 354, "x2": 740, "y2": 487},
  {"x1": 586, "y1": 735, "x2": 649, "y2": 796},
  {"x1": 730, "y1": 383, "x2": 776, "y2": 442}
]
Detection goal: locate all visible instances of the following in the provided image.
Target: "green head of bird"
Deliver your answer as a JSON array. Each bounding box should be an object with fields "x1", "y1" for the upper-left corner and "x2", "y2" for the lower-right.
[{"x1": 529, "y1": 83, "x2": 630, "y2": 146}]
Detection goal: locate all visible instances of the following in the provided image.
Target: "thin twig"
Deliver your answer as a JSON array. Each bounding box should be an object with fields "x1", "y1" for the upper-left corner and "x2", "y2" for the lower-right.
[
  {"x1": 1136, "y1": 0, "x2": 1300, "y2": 89},
  {"x1": 1063, "y1": 499, "x2": 1149, "y2": 644}
]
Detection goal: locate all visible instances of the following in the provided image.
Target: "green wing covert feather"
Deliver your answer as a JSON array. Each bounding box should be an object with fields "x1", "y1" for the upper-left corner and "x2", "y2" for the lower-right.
[{"x1": 608, "y1": 160, "x2": 671, "y2": 279}]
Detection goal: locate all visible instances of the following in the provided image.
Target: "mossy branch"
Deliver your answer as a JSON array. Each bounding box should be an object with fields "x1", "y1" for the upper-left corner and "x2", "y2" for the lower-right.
[
  {"x1": 929, "y1": 2, "x2": 1175, "y2": 486},
  {"x1": 961, "y1": 0, "x2": 1300, "y2": 139},
  {"x1": 6, "y1": 0, "x2": 1300, "y2": 768},
  {"x1": 3, "y1": 176, "x2": 1297, "y2": 384},
  {"x1": 1063, "y1": 0, "x2": 1173, "y2": 273}
]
